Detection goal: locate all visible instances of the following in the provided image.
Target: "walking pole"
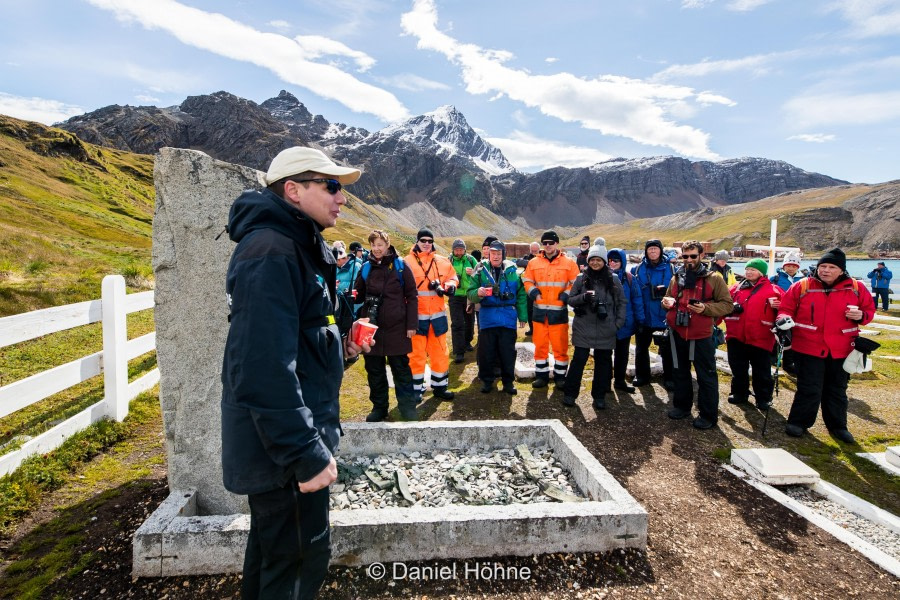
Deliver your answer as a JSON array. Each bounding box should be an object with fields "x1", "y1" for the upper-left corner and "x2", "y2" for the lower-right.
[{"x1": 764, "y1": 340, "x2": 782, "y2": 438}]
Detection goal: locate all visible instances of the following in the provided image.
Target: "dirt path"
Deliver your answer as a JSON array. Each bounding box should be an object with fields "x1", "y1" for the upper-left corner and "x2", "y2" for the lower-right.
[{"x1": 1, "y1": 375, "x2": 898, "y2": 599}]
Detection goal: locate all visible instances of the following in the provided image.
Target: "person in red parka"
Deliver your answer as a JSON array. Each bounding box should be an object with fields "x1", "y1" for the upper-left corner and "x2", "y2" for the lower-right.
[
  {"x1": 777, "y1": 248, "x2": 876, "y2": 443},
  {"x1": 723, "y1": 259, "x2": 781, "y2": 411}
]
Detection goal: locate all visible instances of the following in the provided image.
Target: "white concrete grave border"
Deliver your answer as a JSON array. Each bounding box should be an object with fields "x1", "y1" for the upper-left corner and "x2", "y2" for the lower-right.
[{"x1": 134, "y1": 419, "x2": 647, "y2": 577}]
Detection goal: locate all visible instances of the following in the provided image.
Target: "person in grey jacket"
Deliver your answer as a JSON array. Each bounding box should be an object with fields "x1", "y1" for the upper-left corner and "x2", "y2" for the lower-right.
[{"x1": 562, "y1": 238, "x2": 627, "y2": 410}]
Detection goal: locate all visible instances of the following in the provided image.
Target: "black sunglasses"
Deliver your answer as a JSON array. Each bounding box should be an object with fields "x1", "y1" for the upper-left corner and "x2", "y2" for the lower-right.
[
  {"x1": 681, "y1": 253, "x2": 699, "y2": 259},
  {"x1": 580, "y1": 242, "x2": 590, "y2": 246},
  {"x1": 294, "y1": 178, "x2": 342, "y2": 195},
  {"x1": 418, "y1": 238, "x2": 434, "y2": 244},
  {"x1": 542, "y1": 241, "x2": 557, "y2": 246}
]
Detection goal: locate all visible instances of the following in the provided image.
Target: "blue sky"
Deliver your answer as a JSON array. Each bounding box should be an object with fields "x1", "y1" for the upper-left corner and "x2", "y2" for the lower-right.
[{"x1": 1, "y1": 0, "x2": 899, "y2": 183}]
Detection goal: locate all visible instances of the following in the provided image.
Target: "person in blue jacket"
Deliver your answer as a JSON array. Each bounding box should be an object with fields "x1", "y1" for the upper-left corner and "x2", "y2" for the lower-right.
[
  {"x1": 630, "y1": 239, "x2": 676, "y2": 389},
  {"x1": 467, "y1": 240, "x2": 528, "y2": 394},
  {"x1": 608, "y1": 248, "x2": 646, "y2": 393},
  {"x1": 333, "y1": 242, "x2": 363, "y2": 314},
  {"x1": 868, "y1": 261, "x2": 893, "y2": 311},
  {"x1": 770, "y1": 252, "x2": 804, "y2": 292},
  {"x1": 221, "y1": 147, "x2": 367, "y2": 600}
]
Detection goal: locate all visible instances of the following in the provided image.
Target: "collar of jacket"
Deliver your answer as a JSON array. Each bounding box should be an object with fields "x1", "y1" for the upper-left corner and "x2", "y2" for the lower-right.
[{"x1": 370, "y1": 246, "x2": 398, "y2": 264}]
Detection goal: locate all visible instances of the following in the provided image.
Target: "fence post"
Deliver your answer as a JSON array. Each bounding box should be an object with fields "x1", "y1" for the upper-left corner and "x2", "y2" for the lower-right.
[{"x1": 102, "y1": 275, "x2": 129, "y2": 422}]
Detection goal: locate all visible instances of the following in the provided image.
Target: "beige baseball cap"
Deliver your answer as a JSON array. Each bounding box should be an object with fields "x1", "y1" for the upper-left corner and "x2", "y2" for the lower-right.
[{"x1": 264, "y1": 147, "x2": 361, "y2": 186}]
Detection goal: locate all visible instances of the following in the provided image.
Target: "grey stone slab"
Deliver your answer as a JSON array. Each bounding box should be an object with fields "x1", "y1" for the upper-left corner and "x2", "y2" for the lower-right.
[
  {"x1": 887, "y1": 446, "x2": 900, "y2": 468},
  {"x1": 730, "y1": 448, "x2": 820, "y2": 485},
  {"x1": 134, "y1": 420, "x2": 647, "y2": 576}
]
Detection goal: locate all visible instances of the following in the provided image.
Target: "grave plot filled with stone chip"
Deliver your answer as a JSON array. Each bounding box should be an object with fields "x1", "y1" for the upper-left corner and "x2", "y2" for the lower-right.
[{"x1": 330, "y1": 445, "x2": 584, "y2": 511}]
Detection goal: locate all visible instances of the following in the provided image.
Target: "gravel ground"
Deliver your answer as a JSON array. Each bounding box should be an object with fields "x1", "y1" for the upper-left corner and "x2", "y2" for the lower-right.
[{"x1": 782, "y1": 485, "x2": 900, "y2": 560}]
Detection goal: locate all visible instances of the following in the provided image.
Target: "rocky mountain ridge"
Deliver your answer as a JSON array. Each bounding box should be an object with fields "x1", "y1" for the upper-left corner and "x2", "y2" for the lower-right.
[{"x1": 58, "y1": 90, "x2": 849, "y2": 232}]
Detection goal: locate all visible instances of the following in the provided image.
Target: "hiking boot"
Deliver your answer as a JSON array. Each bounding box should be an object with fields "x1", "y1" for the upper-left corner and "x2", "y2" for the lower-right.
[
  {"x1": 614, "y1": 381, "x2": 635, "y2": 393},
  {"x1": 454, "y1": 353, "x2": 465, "y2": 363},
  {"x1": 502, "y1": 383, "x2": 517, "y2": 395},
  {"x1": 631, "y1": 378, "x2": 650, "y2": 387},
  {"x1": 399, "y1": 407, "x2": 418, "y2": 421},
  {"x1": 692, "y1": 416, "x2": 716, "y2": 430},
  {"x1": 365, "y1": 408, "x2": 388, "y2": 423},
  {"x1": 829, "y1": 428, "x2": 856, "y2": 444},
  {"x1": 784, "y1": 424, "x2": 805, "y2": 437},
  {"x1": 728, "y1": 394, "x2": 749, "y2": 405},
  {"x1": 756, "y1": 400, "x2": 772, "y2": 411},
  {"x1": 480, "y1": 381, "x2": 494, "y2": 394},
  {"x1": 561, "y1": 395, "x2": 577, "y2": 407},
  {"x1": 524, "y1": 329, "x2": 533, "y2": 336},
  {"x1": 667, "y1": 407, "x2": 691, "y2": 420},
  {"x1": 593, "y1": 395, "x2": 607, "y2": 410},
  {"x1": 465, "y1": 344, "x2": 475, "y2": 352},
  {"x1": 532, "y1": 378, "x2": 548, "y2": 389},
  {"x1": 432, "y1": 387, "x2": 455, "y2": 400}
]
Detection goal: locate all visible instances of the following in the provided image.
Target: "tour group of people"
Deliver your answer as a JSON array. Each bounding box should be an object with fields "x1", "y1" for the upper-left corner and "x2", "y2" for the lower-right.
[{"x1": 218, "y1": 147, "x2": 881, "y2": 598}]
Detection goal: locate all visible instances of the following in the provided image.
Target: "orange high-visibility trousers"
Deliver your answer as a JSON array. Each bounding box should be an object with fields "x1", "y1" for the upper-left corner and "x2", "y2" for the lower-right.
[
  {"x1": 409, "y1": 330, "x2": 450, "y2": 392},
  {"x1": 533, "y1": 321, "x2": 569, "y2": 382}
]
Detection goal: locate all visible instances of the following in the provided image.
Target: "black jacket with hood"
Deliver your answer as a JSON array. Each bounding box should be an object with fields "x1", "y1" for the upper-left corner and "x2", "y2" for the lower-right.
[{"x1": 221, "y1": 188, "x2": 343, "y2": 495}]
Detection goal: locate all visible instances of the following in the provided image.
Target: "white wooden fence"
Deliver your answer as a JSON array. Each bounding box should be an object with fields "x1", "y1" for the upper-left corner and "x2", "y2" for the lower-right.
[{"x1": 0, "y1": 275, "x2": 158, "y2": 476}]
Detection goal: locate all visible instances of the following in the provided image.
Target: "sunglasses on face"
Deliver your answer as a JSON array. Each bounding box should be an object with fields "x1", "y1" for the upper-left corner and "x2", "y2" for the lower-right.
[
  {"x1": 580, "y1": 242, "x2": 589, "y2": 246},
  {"x1": 681, "y1": 254, "x2": 700, "y2": 259},
  {"x1": 542, "y1": 241, "x2": 556, "y2": 246},
  {"x1": 608, "y1": 258, "x2": 621, "y2": 263},
  {"x1": 294, "y1": 178, "x2": 342, "y2": 194},
  {"x1": 418, "y1": 238, "x2": 434, "y2": 244}
]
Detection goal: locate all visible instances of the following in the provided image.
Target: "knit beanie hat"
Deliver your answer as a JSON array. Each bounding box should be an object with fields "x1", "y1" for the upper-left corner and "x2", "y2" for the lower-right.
[
  {"x1": 715, "y1": 250, "x2": 729, "y2": 262},
  {"x1": 818, "y1": 247, "x2": 847, "y2": 271},
  {"x1": 541, "y1": 230, "x2": 560, "y2": 244},
  {"x1": 417, "y1": 228, "x2": 434, "y2": 241},
  {"x1": 349, "y1": 241, "x2": 363, "y2": 252},
  {"x1": 645, "y1": 239, "x2": 663, "y2": 254},
  {"x1": 745, "y1": 258, "x2": 768, "y2": 276},
  {"x1": 452, "y1": 238, "x2": 466, "y2": 250},
  {"x1": 588, "y1": 237, "x2": 608, "y2": 261},
  {"x1": 782, "y1": 252, "x2": 801, "y2": 267},
  {"x1": 482, "y1": 235, "x2": 499, "y2": 248}
]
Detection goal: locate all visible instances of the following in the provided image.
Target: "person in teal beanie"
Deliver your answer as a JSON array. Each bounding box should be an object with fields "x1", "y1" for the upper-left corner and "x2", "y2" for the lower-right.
[{"x1": 449, "y1": 238, "x2": 478, "y2": 362}]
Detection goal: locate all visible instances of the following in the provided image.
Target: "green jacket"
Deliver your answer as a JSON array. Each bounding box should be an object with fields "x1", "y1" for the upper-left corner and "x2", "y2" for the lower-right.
[
  {"x1": 466, "y1": 259, "x2": 528, "y2": 327},
  {"x1": 449, "y1": 253, "x2": 479, "y2": 297}
]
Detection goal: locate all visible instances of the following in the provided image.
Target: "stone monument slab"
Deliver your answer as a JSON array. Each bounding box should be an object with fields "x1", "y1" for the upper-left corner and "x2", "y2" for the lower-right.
[{"x1": 730, "y1": 448, "x2": 820, "y2": 485}]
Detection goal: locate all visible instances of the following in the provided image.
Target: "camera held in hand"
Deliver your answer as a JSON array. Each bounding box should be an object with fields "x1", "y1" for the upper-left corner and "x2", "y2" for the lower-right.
[
  {"x1": 493, "y1": 284, "x2": 513, "y2": 301},
  {"x1": 651, "y1": 284, "x2": 668, "y2": 300},
  {"x1": 364, "y1": 295, "x2": 382, "y2": 326},
  {"x1": 593, "y1": 295, "x2": 609, "y2": 319},
  {"x1": 428, "y1": 279, "x2": 445, "y2": 297},
  {"x1": 675, "y1": 310, "x2": 691, "y2": 327},
  {"x1": 731, "y1": 302, "x2": 744, "y2": 315}
]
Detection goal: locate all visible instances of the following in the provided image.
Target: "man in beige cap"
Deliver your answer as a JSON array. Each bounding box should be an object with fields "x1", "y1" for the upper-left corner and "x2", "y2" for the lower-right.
[{"x1": 221, "y1": 146, "x2": 365, "y2": 599}]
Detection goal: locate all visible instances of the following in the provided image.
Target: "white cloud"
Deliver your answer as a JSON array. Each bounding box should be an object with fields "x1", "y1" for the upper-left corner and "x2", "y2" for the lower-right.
[
  {"x1": 727, "y1": 0, "x2": 774, "y2": 11},
  {"x1": 0, "y1": 92, "x2": 84, "y2": 124},
  {"x1": 652, "y1": 52, "x2": 784, "y2": 81},
  {"x1": 375, "y1": 73, "x2": 451, "y2": 91},
  {"x1": 86, "y1": 0, "x2": 409, "y2": 122},
  {"x1": 783, "y1": 91, "x2": 900, "y2": 127},
  {"x1": 268, "y1": 20, "x2": 290, "y2": 32},
  {"x1": 486, "y1": 131, "x2": 612, "y2": 171},
  {"x1": 511, "y1": 110, "x2": 530, "y2": 128},
  {"x1": 696, "y1": 91, "x2": 737, "y2": 106},
  {"x1": 682, "y1": 0, "x2": 715, "y2": 8},
  {"x1": 135, "y1": 94, "x2": 161, "y2": 104},
  {"x1": 787, "y1": 133, "x2": 836, "y2": 143},
  {"x1": 828, "y1": 0, "x2": 900, "y2": 38},
  {"x1": 401, "y1": 0, "x2": 721, "y2": 159},
  {"x1": 545, "y1": 57, "x2": 559, "y2": 63}
]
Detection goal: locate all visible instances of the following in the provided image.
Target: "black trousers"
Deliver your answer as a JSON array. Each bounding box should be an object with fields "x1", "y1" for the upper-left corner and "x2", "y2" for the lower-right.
[
  {"x1": 874, "y1": 288, "x2": 890, "y2": 311},
  {"x1": 613, "y1": 336, "x2": 631, "y2": 384},
  {"x1": 448, "y1": 295, "x2": 474, "y2": 354},
  {"x1": 633, "y1": 326, "x2": 673, "y2": 382},
  {"x1": 787, "y1": 353, "x2": 851, "y2": 431},
  {"x1": 364, "y1": 354, "x2": 416, "y2": 410},
  {"x1": 477, "y1": 326, "x2": 517, "y2": 384},
  {"x1": 726, "y1": 338, "x2": 774, "y2": 403},
  {"x1": 671, "y1": 333, "x2": 719, "y2": 422},
  {"x1": 564, "y1": 346, "x2": 613, "y2": 400},
  {"x1": 526, "y1": 295, "x2": 534, "y2": 330},
  {"x1": 243, "y1": 483, "x2": 331, "y2": 600}
]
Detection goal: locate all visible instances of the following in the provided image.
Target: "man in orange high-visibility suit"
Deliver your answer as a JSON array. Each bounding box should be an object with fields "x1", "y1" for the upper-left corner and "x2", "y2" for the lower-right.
[
  {"x1": 522, "y1": 230, "x2": 580, "y2": 388},
  {"x1": 405, "y1": 228, "x2": 460, "y2": 400}
]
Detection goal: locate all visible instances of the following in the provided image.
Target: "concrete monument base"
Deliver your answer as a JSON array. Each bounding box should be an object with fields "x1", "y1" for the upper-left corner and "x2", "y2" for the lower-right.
[{"x1": 134, "y1": 419, "x2": 647, "y2": 576}]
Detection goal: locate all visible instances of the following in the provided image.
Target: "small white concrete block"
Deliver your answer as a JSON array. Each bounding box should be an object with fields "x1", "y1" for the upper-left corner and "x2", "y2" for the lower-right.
[
  {"x1": 886, "y1": 446, "x2": 900, "y2": 468},
  {"x1": 730, "y1": 448, "x2": 820, "y2": 485}
]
